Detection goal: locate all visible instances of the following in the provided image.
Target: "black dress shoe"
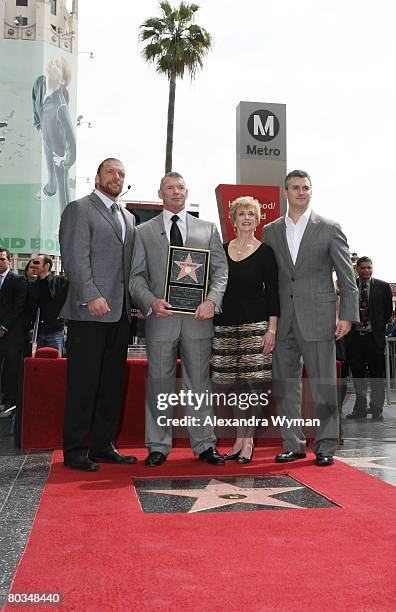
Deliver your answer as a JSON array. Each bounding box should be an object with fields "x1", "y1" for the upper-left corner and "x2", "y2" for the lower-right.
[
  {"x1": 89, "y1": 447, "x2": 137, "y2": 464},
  {"x1": 346, "y1": 413, "x2": 367, "y2": 420},
  {"x1": 64, "y1": 456, "x2": 99, "y2": 472},
  {"x1": 371, "y1": 413, "x2": 384, "y2": 421},
  {"x1": 145, "y1": 451, "x2": 167, "y2": 467},
  {"x1": 199, "y1": 447, "x2": 225, "y2": 465},
  {"x1": 315, "y1": 453, "x2": 334, "y2": 466},
  {"x1": 275, "y1": 451, "x2": 306, "y2": 463}
]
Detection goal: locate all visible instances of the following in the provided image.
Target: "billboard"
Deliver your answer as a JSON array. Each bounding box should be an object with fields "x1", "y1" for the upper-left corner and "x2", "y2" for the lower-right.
[{"x1": 0, "y1": 40, "x2": 77, "y2": 255}]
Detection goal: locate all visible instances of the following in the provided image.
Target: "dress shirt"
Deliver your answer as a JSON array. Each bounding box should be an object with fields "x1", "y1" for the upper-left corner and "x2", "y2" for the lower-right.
[
  {"x1": 94, "y1": 189, "x2": 126, "y2": 242},
  {"x1": 285, "y1": 208, "x2": 311, "y2": 265},
  {"x1": 162, "y1": 208, "x2": 187, "y2": 245}
]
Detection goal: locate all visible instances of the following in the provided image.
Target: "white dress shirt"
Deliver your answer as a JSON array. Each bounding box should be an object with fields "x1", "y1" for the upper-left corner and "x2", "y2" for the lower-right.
[
  {"x1": 94, "y1": 189, "x2": 126, "y2": 242},
  {"x1": 285, "y1": 208, "x2": 311, "y2": 265},
  {"x1": 162, "y1": 207, "x2": 187, "y2": 245}
]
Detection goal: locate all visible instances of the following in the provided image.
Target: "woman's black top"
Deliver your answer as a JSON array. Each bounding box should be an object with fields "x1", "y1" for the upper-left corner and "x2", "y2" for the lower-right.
[{"x1": 214, "y1": 242, "x2": 280, "y2": 326}]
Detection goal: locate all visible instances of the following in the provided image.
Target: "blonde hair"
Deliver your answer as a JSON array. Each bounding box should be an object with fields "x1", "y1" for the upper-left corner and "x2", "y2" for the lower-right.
[
  {"x1": 229, "y1": 196, "x2": 261, "y2": 229},
  {"x1": 61, "y1": 57, "x2": 72, "y2": 87}
]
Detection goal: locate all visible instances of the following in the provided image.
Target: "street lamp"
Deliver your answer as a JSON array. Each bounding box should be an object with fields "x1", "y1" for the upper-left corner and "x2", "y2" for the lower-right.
[{"x1": 77, "y1": 115, "x2": 92, "y2": 128}]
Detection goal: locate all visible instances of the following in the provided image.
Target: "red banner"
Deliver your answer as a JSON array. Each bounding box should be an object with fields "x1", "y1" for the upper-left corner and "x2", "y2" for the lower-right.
[{"x1": 215, "y1": 184, "x2": 281, "y2": 242}]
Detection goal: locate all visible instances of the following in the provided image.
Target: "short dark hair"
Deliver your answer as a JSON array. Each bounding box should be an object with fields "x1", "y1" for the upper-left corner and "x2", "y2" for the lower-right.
[
  {"x1": 159, "y1": 171, "x2": 185, "y2": 189},
  {"x1": 37, "y1": 253, "x2": 53, "y2": 270},
  {"x1": 0, "y1": 248, "x2": 11, "y2": 261},
  {"x1": 96, "y1": 158, "x2": 123, "y2": 175},
  {"x1": 356, "y1": 256, "x2": 372, "y2": 267},
  {"x1": 285, "y1": 169, "x2": 312, "y2": 188}
]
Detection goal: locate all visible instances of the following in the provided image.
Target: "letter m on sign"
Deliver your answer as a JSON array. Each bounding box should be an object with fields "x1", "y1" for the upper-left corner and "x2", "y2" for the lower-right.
[{"x1": 254, "y1": 114, "x2": 274, "y2": 137}]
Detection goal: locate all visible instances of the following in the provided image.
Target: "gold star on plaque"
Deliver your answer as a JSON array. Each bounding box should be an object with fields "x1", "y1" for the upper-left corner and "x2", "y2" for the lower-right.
[{"x1": 174, "y1": 253, "x2": 203, "y2": 283}]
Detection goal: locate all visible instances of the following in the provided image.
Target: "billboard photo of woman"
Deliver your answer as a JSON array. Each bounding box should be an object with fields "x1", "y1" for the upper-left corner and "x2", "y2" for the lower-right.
[{"x1": 32, "y1": 56, "x2": 76, "y2": 214}]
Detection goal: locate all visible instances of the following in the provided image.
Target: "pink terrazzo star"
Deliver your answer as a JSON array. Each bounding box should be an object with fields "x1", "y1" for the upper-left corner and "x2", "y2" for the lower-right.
[
  {"x1": 174, "y1": 253, "x2": 203, "y2": 282},
  {"x1": 143, "y1": 478, "x2": 305, "y2": 513}
]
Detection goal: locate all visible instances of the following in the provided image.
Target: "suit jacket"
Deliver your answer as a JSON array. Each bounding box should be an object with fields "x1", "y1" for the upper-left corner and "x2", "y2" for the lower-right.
[
  {"x1": 59, "y1": 192, "x2": 135, "y2": 322},
  {"x1": 349, "y1": 277, "x2": 393, "y2": 350},
  {"x1": 262, "y1": 210, "x2": 359, "y2": 342},
  {"x1": 0, "y1": 271, "x2": 28, "y2": 341},
  {"x1": 129, "y1": 212, "x2": 228, "y2": 341}
]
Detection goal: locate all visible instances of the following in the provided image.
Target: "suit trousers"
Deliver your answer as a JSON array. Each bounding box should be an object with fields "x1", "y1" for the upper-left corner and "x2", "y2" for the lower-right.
[
  {"x1": 63, "y1": 309, "x2": 129, "y2": 460},
  {"x1": 273, "y1": 315, "x2": 339, "y2": 456},
  {"x1": 145, "y1": 335, "x2": 216, "y2": 455},
  {"x1": 347, "y1": 332, "x2": 385, "y2": 415},
  {"x1": 0, "y1": 334, "x2": 24, "y2": 407}
]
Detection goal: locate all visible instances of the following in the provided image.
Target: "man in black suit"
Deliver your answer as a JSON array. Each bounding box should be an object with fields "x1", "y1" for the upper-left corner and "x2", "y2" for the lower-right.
[
  {"x1": 59, "y1": 158, "x2": 137, "y2": 471},
  {"x1": 0, "y1": 249, "x2": 28, "y2": 415},
  {"x1": 346, "y1": 256, "x2": 393, "y2": 420}
]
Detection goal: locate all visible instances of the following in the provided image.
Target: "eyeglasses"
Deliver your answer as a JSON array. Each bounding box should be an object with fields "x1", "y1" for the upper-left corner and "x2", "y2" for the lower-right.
[{"x1": 31, "y1": 260, "x2": 41, "y2": 265}]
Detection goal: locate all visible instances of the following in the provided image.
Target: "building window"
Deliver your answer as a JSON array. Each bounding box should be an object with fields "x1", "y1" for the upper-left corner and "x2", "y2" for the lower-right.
[
  {"x1": 50, "y1": 0, "x2": 57, "y2": 16},
  {"x1": 16, "y1": 0, "x2": 28, "y2": 6}
]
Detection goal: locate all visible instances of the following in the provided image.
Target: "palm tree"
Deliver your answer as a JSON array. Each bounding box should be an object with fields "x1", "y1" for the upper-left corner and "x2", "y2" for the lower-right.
[{"x1": 140, "y1": 1, "x2": 212, "y2": 173}]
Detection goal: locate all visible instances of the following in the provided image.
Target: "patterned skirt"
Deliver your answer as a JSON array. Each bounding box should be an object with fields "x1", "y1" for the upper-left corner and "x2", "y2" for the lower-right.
[{"x1": 211, "y1": 321, "x2": 272, "y2": 384}]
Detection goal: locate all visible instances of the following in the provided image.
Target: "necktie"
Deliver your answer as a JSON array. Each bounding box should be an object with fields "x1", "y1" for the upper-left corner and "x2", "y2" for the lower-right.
[
  {"x1": 170, "y1": 214, "x2": 183, "y2": 247},
  {"x1": 111, "y1": 202, "x2": 122, "y2": 239},
  {"x1": 0, "y1": 276, "x2": 3, "y2": 289},
  {"x1": 359, "y1": 281, "x2": 369, "y2": 330}
]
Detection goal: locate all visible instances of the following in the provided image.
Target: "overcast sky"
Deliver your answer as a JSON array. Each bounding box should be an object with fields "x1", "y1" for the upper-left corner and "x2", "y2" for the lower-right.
[{"x1": 75, "y1": 0, "x2": 394, "y2": 281}]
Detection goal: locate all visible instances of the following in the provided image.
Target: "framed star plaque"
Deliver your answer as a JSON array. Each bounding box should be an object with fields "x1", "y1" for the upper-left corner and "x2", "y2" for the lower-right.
[{"x1": 164, "y1": 246, "x2": 211, "y2": 314}]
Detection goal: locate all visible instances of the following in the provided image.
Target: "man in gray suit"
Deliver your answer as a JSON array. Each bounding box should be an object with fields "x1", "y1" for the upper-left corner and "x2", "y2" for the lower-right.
[
  {"x1": 60, "y1": 158, "x2": 137, "y2": 471},
  {"x1": 129, "y1": 172, "x2": 228, "y2": 466},
  {"x1": 262, "y1": 170, "x2": 359, "y2": 466}
]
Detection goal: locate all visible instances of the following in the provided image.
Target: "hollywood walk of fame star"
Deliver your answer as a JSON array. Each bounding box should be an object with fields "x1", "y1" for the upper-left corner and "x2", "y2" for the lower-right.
[
  {"x1": 142, "y1": 478, "x2": 305, "y2": 513},
  {"x1": 174, "y1": 253, "x2": 203, "y2": 283},
  {"x1": 336, "y1": 456, "x2": 396, "y2": 471}
]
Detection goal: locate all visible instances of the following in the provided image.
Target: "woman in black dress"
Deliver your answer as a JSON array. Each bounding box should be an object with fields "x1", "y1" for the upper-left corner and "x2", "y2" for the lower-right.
[{"x1": 211, "y1": 196, "x2": 280, "y2": 463}]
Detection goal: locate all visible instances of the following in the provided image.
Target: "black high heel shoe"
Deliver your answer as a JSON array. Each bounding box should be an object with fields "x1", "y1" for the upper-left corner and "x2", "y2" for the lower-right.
[
  {"x1": 237, "y1": 446, "x2": 254, "y2": 464},
  {"x1": 224, "y1": 449, "x2": 241, "y2": 461}
]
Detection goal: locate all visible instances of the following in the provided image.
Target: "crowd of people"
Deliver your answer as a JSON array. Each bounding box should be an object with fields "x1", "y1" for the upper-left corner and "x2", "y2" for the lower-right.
[{"x1": 0, "y1": 159, "x2": 393, "y2": 472}]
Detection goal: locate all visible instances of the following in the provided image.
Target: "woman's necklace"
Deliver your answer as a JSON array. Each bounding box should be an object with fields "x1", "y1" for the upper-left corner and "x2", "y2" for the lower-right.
[{"x1": 235, "y1": 239, "x2": 255, "y2": 255}]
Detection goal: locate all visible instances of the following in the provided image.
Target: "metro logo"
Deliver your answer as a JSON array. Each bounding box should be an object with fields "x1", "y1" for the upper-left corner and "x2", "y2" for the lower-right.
[{"x1": 247, "y1": 110, "x2": 280, "y2": 142}]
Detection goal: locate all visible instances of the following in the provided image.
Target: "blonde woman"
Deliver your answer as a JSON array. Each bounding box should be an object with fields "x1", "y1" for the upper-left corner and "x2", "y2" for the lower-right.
[
  {"x1": 211, "y1": 196, "x2": 279, "y2": 463},
  {"x1": 32, "y1": 56, "x2": 76, "y2": 213}
]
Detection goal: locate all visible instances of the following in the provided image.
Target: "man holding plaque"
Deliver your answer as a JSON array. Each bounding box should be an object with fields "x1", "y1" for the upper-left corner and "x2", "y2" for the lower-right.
[{"x1": 130, "y1": 172, "x2": 228, "y2": 466}]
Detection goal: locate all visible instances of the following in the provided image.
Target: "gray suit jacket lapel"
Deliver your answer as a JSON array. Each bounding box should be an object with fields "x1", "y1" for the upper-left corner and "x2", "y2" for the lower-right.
[
  {"x1": 152, "y1": 214, "x2": 170, "y2": 264},
  {"x1": 185, "y1": 213, "x2": 201, "y2": 247},
  {"x1": 89, "y1": 193, "x2": 123, "y2": 243},
  {"x1": 121, "y1": 207, "x2": 135, "y2": 250}
]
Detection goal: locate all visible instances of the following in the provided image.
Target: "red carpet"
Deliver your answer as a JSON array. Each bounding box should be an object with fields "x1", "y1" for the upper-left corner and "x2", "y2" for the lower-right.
[{"x1": 6, "y1": 447, "x2": 396, "y2": 612}]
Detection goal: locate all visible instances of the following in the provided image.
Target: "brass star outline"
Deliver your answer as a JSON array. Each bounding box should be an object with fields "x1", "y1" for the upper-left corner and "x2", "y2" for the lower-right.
[{"x1": 143, "y1": 478, "x2": 305, "y2": 513}]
